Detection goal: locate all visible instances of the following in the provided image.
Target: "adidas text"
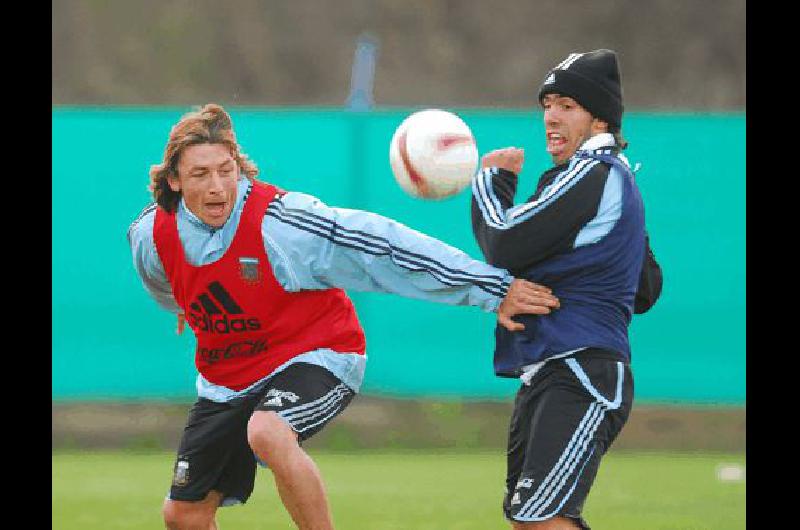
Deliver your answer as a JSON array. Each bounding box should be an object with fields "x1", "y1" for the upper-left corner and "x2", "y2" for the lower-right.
[{"x1": 188, "y1": 312, "x2": 262, "y2": 334}]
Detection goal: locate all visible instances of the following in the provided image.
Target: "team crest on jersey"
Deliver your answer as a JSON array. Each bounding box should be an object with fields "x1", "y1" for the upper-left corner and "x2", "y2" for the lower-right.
[{"x1": 239, "y1": 257, "x2": 261, "y2": 284}]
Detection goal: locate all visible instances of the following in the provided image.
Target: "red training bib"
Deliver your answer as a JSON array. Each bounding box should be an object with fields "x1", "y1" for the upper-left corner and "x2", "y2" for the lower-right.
[{"x1": 154, "y1": 181, "x2": 366, "y2": 390}]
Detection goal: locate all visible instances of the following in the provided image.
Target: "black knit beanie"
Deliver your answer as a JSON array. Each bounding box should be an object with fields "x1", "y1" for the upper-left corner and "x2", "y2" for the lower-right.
[{"x1": 537, "y1": 49, "x2": 623, "y2": 129}]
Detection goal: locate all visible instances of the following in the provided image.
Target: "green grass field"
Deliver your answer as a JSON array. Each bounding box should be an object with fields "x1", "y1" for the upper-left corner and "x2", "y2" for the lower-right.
[{"x1": 53, "y1": 450, "x2": 745, "y2": 529}]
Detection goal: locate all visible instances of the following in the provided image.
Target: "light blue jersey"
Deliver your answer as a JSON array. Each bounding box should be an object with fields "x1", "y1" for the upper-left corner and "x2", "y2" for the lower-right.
[{"x1": 128, "y1": 178, "x2": 512, "y2": 401}]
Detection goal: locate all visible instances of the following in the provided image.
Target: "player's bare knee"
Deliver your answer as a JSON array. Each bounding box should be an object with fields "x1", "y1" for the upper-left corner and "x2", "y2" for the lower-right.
[
  {"x1": 246, "y1": 410, "x2": 298, "y2": 463},
  {"x1": 162, "y1": 500, "x2": 192, "y2": 529},
  {"x1": 162, "y1": 498, "x2": 217, "y2": 530},
  {"x1": 162, "y1": 500, "x2": 178, "y2": 529}
]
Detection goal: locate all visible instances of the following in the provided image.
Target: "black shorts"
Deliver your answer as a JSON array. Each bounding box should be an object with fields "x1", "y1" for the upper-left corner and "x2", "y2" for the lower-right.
[
  {"x1": 503, "y1": 349, "x2": 634, "y2": 529},
  {"x1": 168, "y1": 362, "x2": 355, "y2": 506}
]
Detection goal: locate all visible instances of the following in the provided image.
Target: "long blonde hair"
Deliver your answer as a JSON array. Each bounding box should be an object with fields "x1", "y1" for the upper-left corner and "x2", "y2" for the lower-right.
[{"x1": 148, "y1": 104, "x2": 259, "y2": 212}]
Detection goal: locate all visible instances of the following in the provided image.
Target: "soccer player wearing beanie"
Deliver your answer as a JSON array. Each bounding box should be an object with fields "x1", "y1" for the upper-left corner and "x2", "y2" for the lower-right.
[{"x1": 471, "y1": 49, "x2": 663, "y2": 529}]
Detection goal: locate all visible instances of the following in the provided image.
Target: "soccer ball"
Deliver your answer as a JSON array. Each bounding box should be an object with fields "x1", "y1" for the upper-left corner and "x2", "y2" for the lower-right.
[{"x1": 389, "y1": 109, "x2": 479, "y2": 199}]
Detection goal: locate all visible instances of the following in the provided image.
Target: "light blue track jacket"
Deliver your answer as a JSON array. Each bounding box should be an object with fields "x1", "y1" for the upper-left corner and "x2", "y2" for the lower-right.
[{"x1": 128, "y1": 177, "x2": 512, "y2": 402}]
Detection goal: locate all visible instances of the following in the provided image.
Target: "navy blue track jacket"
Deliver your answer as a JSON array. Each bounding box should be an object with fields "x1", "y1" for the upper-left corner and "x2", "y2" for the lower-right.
[{"x1": 471, "y1": 134, "x2": 662, "y2": 377}]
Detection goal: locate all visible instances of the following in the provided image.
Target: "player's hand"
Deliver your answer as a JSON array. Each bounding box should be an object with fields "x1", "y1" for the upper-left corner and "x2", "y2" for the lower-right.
[
  {"x1": 481, "y1": 147, "x2": 524, "y2": 175},
  {"x1": 177, "y1": 313, "x2": 186, "y2": 335},
  {"x1": 497, "y1": 279, "x2": 560, "y2": 332}
]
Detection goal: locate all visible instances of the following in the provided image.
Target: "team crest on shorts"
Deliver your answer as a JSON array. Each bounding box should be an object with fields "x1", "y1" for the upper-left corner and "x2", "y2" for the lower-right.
[
  {"x1": 172, "y1": 459, "x2": 190, "y2": 487},
  {"x1": 239, "y1": 257, "x2": 261, "y2": 284},
  {"x1": 516, "y1": 477, "x2": 534, "y2": 489}
]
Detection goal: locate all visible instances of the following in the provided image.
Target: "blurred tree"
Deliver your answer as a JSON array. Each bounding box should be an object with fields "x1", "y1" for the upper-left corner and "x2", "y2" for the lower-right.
[{"x1": 52, "y1": 0, "x2": 745, "y2": 109}]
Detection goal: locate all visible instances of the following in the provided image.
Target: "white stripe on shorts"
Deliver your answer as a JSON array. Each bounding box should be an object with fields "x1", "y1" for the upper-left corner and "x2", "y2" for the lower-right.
[{"x1": 278, "y1": 383, "x2": 351, "y2": 433}]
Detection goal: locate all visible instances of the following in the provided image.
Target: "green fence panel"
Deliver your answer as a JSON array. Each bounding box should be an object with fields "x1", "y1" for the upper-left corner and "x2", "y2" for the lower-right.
[{"x1": 52, "y1": 108, "x2": 745, "y2": 404}]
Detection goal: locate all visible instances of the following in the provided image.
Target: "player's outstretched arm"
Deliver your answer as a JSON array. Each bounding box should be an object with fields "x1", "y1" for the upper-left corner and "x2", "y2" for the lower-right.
[{"x1": 262, "y1": 191, "x2": 559, "y2": 317}]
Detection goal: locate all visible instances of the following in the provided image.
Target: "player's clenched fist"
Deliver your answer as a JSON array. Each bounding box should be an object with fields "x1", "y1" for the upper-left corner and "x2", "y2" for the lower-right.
[
  {"x1": 497, "y1": 279, "x2": 560, "y2": 332},
  {"x1": 481, "y1": 147, "x2": 525, "y2": 175}
]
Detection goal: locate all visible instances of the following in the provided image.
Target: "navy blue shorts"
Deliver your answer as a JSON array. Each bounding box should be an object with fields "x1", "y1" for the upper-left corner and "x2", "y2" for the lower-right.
[
  {"x1": 168, "y1": 362, "x2": 355, "y2": 506},
  {"x1": 503, "y1": 350, "x2": 634, "y2": 529}
]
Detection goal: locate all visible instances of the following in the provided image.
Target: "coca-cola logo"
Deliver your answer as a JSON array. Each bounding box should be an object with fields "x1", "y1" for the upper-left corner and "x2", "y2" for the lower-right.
[{"x1": 198, "y1": 339, "x2": 268, "y2": 365}]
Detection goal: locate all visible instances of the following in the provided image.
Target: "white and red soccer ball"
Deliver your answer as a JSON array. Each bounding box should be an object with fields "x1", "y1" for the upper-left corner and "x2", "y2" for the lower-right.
[{"x1": 389, "y1": 109, "x2": 479, "y2": 200}]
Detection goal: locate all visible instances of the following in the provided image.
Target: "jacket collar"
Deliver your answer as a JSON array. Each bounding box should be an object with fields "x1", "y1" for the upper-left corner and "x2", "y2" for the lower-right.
[{"x1": 578, "y1": 132, "x2": 616, "y2": 151}]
